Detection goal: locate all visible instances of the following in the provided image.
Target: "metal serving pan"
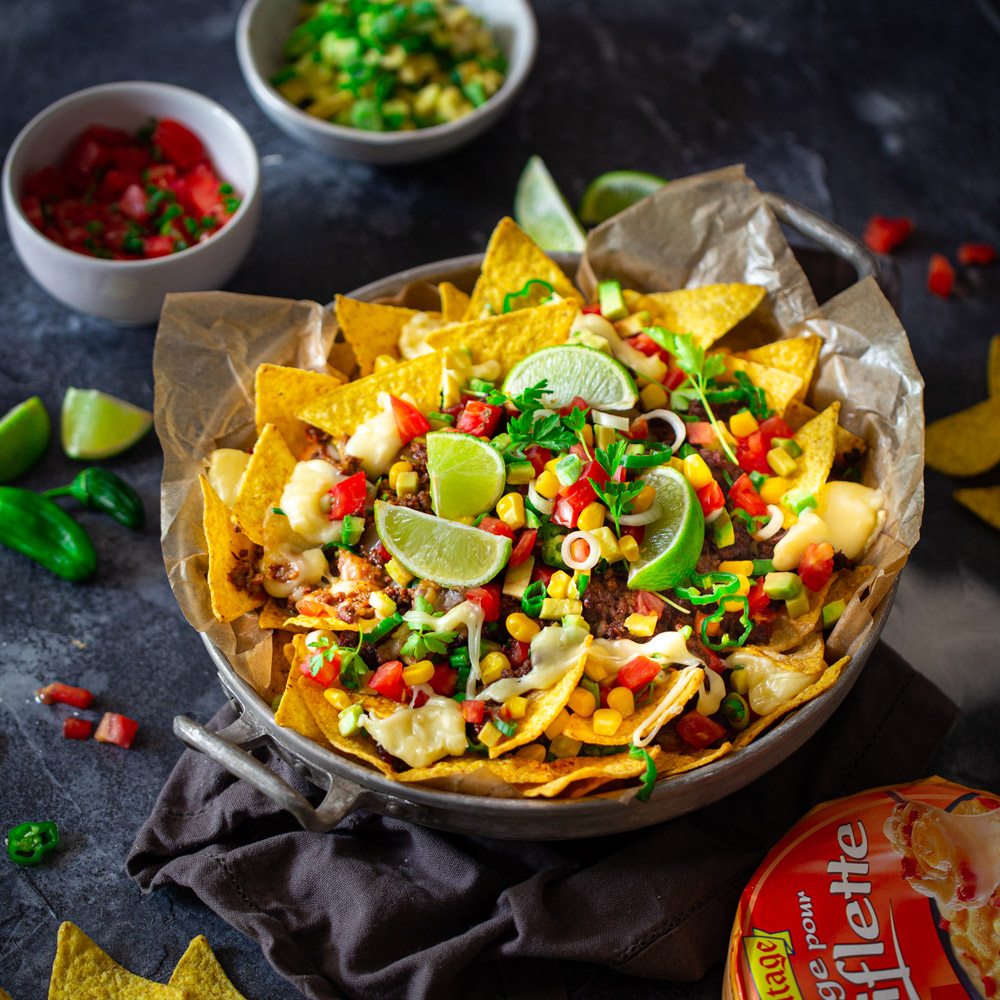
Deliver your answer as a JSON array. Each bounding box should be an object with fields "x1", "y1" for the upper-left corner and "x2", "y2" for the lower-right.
[{"x1": 174, "y1": 193, "x2": 898, "y2": 840}]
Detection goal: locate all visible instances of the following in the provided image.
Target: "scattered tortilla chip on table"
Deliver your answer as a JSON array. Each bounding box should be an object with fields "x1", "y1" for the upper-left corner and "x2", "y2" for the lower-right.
[
  {"x1": 724, "y1": 357, "x2": 803, "y2": 417},
  {"x1": 169, "y1": 936, "x2": 246, "y2": 1000},
  {"x1": 335, "y1": 296, "x2": 423, "y2": 376},
  {"x1": 646, "y1": 283, "x2": 767, "y2": 349},
  {"x1": 230, "y1": 423, "x2": 296, "y2": 546},
  {"x1": 254, "y1": 363, "x2": 345, "y2": 455},
  {"x1": 925, "y1": 397, "x2": 1000, "y2": 477},
  {"x1": 954, "y1": 484, "x2": 1000, "y2": 530},
  {"x1": 736, "y1": 335, "x2": 821, "y2": 396},
  {"x1": 438, "y1": 281, "x2": 471, "y2": 322}
]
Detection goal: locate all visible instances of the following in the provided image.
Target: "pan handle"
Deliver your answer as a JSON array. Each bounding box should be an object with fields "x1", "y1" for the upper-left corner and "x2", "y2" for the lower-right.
[{"x1": 173, "y1": 714, "x2": 368, "y2": 833}]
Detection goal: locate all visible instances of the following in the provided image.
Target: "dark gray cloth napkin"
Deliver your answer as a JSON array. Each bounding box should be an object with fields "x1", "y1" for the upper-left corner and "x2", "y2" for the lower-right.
[{"x1": 128, "y1": 642, "x2": 959, "y2": 1000}]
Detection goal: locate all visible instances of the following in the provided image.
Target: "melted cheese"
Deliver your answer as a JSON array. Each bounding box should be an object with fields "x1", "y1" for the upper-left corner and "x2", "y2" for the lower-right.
[
  {"x1": 696, "y1": 665, "x2": 727, "y2": 715},
  {"x1": 404, "y1": 600, "x2": 485, "y2": 698},
  {"x1": 571, "y1": 312, "x2": 667, "y2": 383},
  {"x1": 344, "y1": 392, "x2": 404, "y2": 476},
  {"x1": 726, "y1": 650, "x2": 812, "y2": 716},
  {"x1": 362, "y1": 695, "x2": 467, "y2": 768},
  {"x1": 207, "y1": 448, "x2": 251, "y2": 507},
  {"x1": 587, "y1": 629, "x2": 703, "y2": 678},
  {"x1": 262, "y1": 544, "x2": 329, "y2": 599},
  {"x1": 279, "y1": 460, "x2": 346, "y2": 546},
  {"x1": 399, "y1": 312, "x2": 447, "y2": 358},
  {"x1": 633, "y1": 665, "x2": 706, "y2": 747},
  {"x1": 481, "y1": 624, "x2": 590, "y2": 703}
]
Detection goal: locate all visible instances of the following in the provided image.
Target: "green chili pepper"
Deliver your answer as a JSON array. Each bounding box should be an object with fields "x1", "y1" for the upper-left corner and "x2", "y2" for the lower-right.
[
  {"x1": 43, "y1": 468, "x2": 144, "y2": 529},
  {"x1": 7, "y1": 821, "x2": 59, "y2": 866},
  {"x1": 674, "y1": 571, "x2": 740, "y2": 606},
  {"x1": 628, "y1": 745, "x2": 657, "y2": 802},
  {"x1": 366, "y1": 612, "x2": 403, "y2": 644},
  {"x1": 0, "y1": 488, "x2": 96, "y2": 581},
  {"x1": 623, "y1": 447, "x2": 673, "y2": 470},
  {"x1": 493, "y1": 716, "x2": 517, "y2": 737},
  {"x1": 700, "y1": 596, "x2": 753, "y2": 651},
  {"x1": 502, "y1": 279, "x2": 555, "y2": 314},
  {"x1": 521, "y1": 580, "x2": 546, "y2": 617}
]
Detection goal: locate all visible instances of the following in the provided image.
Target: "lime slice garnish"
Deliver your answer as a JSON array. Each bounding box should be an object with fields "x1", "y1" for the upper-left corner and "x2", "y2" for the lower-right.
[
  {"x1": 513, "y1": 155, "x2": 587, "y2": 253},
  {"x1": 426, "y1": 430, "x2": 506, "y2": 521},
  {"x1": 503, "y1": 345, "x2": 638, "y2": 411},
  {"x1": 627, "y1": 467, "x2": 704, "y2": 591},
  {"x1": 61, "y1": 387, "x2": 153, "y2": 460},
  {"x1": 0, "y1": 396, "x2": 51, "y2": 483},
  {"x1": 578, "y1": 170, "x2": 668, "y2": 225},
  {"x1": 374, "y1": 500, "x2": 511, "y2": 588}
]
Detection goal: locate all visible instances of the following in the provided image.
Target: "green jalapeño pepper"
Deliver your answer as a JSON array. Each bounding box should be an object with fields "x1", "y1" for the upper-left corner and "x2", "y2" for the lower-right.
[
  {"x1": 7, "y1": 821, "x2": 59, "y2": 866},
  {"x1": 44, "y1": 467, "x2": 144, "y2": 529},
  {"x1": 0, "y1": 487, "x2": 96, "y2": 581}
]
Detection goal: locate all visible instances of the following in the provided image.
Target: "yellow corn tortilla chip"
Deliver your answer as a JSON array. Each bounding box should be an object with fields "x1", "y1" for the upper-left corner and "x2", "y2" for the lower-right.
[
  {"x1": 438, "y1": 281, "x2": 471, "y2": 322},
  {"x1": 989, "y1": 334, "x2": 1000, "y2": 399},
  {"x1": 783, "y1": 398, "x2": 866, "y2": 460},
  {"x1": 297, "y1": 351, "x2": 443, "y2": 441},
  {"x1": 489, "y1": 635, "x2": 592, "y2": 758},
  {"x1": 335, "y1": 296, "x2": 423, "y2": 376},
  {"x1": 254, "y1": 363, "x2": 346, "y2": 455},
  {"x1": 737, "y1": 632, "x2": 827, "y2": 677},
  {"x1": 955, "y1": 484, "x2": 1000, "y2": 531},
  {"x1": 784, "y1": 401, "x2": 839, "y2": 496},
  {"x1": 0, "y1": 988, "x2": 11, "y2": 1000},
  {"x1": 257, "y1": 598, "x2": 292, "y2": 630},
  {"x1": 520, "y1": 748, "x2": 662, "y2": 798},
  {"x1": 732, "y1": 656, "x2": 849, "y2": 749},
  {"x1": 826, "y1": 565, "x2": 875, "y2": 607},
  {"x1": 654, "y1": 740, "x2": 734, "y2": 777},
  {"x1": 273, "y1": 653, "x2": 326, "y2": 743},
  {"x1": 48, "y1": 922, "x2": 188, "y2": 1000},
  {"x1": 425, "y1": 299, "x2": 578, "y2": 377},
  {"x1": 925, "y1": 397, "x2": 1000, "y2": 476},
  {"x1": 735, "y1": 336, "x2": 821, "y2": 397},
  {"x1": 767, "y1": 574, "x2": 835, "y2": 652},
  {"x1": 283, "y1": 614, "x2": 383, "y2": 633},
  {"x1": 646, "y1": 284, "x2": 767, "y2": 349},
  {"x1": 465, "y1": 217, "x2": 583, "y2": 319},
  {"x1": 169, "y1": 936, "x2": 246, "y2": 1000},
  {"x1": 230, "y1": 423, "x2": 296, "y2": 546},
  {"x1": 200, "y1": 476, "x2": 263, "y2": 624},
  {"x1": 723, "y1": 356, "x2": 803, "y2": 418}
]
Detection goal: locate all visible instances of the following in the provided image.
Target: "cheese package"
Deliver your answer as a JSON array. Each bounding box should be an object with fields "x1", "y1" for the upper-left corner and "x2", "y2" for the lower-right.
[{"x1": 725, "y1": 777, "x2": 1000, "y2": 1000}]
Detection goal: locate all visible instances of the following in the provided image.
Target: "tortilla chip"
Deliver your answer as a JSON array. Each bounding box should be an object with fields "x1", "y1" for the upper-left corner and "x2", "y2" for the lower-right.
[
  {"x1": 200, "y1": 476, "x2": 264, "y2": 624},
  {"x1": 826, "y1": 565, "x2": 876, "y2": 607},
  {"x1": 438, "y1": 281, "x2": 471, "y2": 322},
  {"x1": 955, "y1": 484, "x2": 1000, "y2": 530},
  {"x1": 0, "y1": 988, "x2": 11, "y2": 1000},
  {"x1": 489, "y1": 635, "x2": 592, "y2": 758},
  {"x1": 230, "y1": 424, "x2": 296, "y2": 546},
  {"x1": 732, "y1": 656, "x2": 849, "y2": 749},
  {"x1": 283, "y1": 614, "x2": 383, "y2": 633},
  {"x1": 925, "y1": 397, "x2": 1000, "y2": 476},
  {"x1": 989, "y1": 334, "x2": 1000, "y2": 399},
  {"x1": 520, "y1": 748, "x2": 662, "y2": 798},
  {"x1": 646, "y1": 284, "x2": 767, "y2": 349},
  {"x1": 767, "y1": 575, "x2": 835, "y2": 651},
  {"x1": 465, "y1": 217, "x2": 583, "y2": 319},
  {"x1": 784, "y1": 401, "x2": 839, "y2": 496},
  {"x1": 48, "y1": 922, "x2": 187, "y2": 1000},
  {"x1": 335, "y1": 296, "x2": 423, "y2": 376},
  {"x1": 783, "y1": 398, "x2": 866, "y2": 460},
  {"x1": 425, "y1": 299, "x2": 578, "y2": 377},
  {"x1": 169, "y1": 936, "x2": 246, "y2": 1000},
  {"x1": 254, "y1": 363, "x2": 346, "y2": 456},
  {"x1": 742, "y1": 632, "x2": 827, "y2": 676},
  {"x1": 257, "y1": 599, "x2": 291, "y2": 630},
  {"x1": 736, "y1": 336, "x2": 821, "y2": 397},
  {"x1": 297, "y1": 351, "x2": 443, "y2": 441},
  {"x1": 273, "y1": 654, "x2": 326, "y2": 743},
  {"x1": 723, "y1": 357, "x2": 803, "y2": 417},
  {"x1": 655, "y1": 740, "x2": 733, "y2": 776}
]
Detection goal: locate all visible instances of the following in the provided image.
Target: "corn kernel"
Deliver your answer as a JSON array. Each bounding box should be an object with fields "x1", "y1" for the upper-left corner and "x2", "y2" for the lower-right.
[
  {"x1": 396, "y1": 470, "x2": 419, "y2": 496},
  {"x1": 480, "y1": 651, "x2": 511, "y2": 685},
  {"x1": 535, "y1": 470, "x2": 561, "y2": 499},
  {"x1": 478, "y1": 721, "x2": 502, "y2": 747},
  {"x1": 729, "y1": 410, "x2": 759, "y2": 438},
  {"x1": 544, "y1": 457, "x2": 561, "y2": 473},
  {"x1": 730, "y1": 666, "x2": 749, "y2": 695},
  {"x1": 594, "y1": 424, "x2": 617, "y2": 450},
  {"x1": 584, "y1": 658, "x2": 608, "y2": 682},
  {"x1": 607, "y1": 686, "x2": 635, "y2": 717},
  {"x1": 539, "y1": 598, "x2": 582, "y2": 619},
  {"x1": 618, "y1": 535, "x2": 641, "y2": 563},
  {"x1": 683, "y1": 453, "x2": 714, "y2": 489},
  {"x1": 374, "y1": 353, "x2": 397, "y2": 372},
  {"x1": 639, "y1": 382, "x2": 669, "y2": 411},
  {"x1": 581, "y1": 424, "x2": 594, "y2": 448},
  {"x1": 567, "y1": 687, "x2": 597, "y2": 717},
  {"x1": 734, "y1": 574, "x2": 751, "y2": 596},
  {"x1": 496, "y1": 492, "x2": 525, "y2": 530},
  {"x1": 323, "y1": 688, "x2": 353, "y2": 711},
  {"x1": 718, "y1": 560, "x2": 755, "y2": 576},
  {"x1": 758, "y1": 476, "x2": 787, "y2": 505},
  {"x1": 402, "y1": 660, "x2": 435, "y2": 686},
  {"x1": 544, "y1": 708, "x2": 570, "y2": 739},
  {"x1": 385, "y1": 558, "x2": 413, "y2": 586},
  {"x1": 388, "y1": 460, "x2": 413, "y2": 491},
  {"x1": 505, "y1": 695, "x2": 528, "y2": 719},
  {"x1": 515, "y1": 743, "x2": 547, "y2": 761},
  {"x1": 630, "y1": 484, "x2": 656, "y2": 513},
  {"x1": 767, "y1": 447, "x2": 798, "y2": 477},
  {"x1": 547, "y1": 570, "x2": 571, "y2": 599},
  {"x1": 549, "y1": 734, "x2": 584, "y2": 758},
  {"x1": 668, "y1": 456, "x2": 686, "y2": 475},
  {"x1": 624, "y1": 612, "x2": 656, "y2": 636},
  {"x1": 590, "y1": 525, "x2": 622, "y2": 562},
  {"x1": 577, "y1": 501, "x2": 606, "y2": 532},
  {"x1": 506, "y1": 612, "x2": 540, "y2": 643},
  {"x1": 592, "y1": 708, "x2": 623, "y2": 736},
  {"x1": 369, "y1": 591, "x2": 397, "y2": 620}
]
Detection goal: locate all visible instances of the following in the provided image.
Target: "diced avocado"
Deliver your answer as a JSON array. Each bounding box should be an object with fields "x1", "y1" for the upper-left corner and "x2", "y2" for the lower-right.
[
  {"x1": 782, "y1": 487, "x2": 817, "y2": 515},
  {"x1": 597, "y1": 280, "x2": 628, "y2": 321},
  {"x1": 506, "y1": 460, "x2": 534, "y2": 485},
  {"x1": 772, "y1": 436, "x2": 803, "y2": 457},
  {"x1": 338, "y1": 703, "x2": 365, "y2": 737},
  {"x1": 767, "y1": 447, "x2": 798, "y2": 477},
  {"x1": 712, "y1": 509, "x2": 735, "y2": 548},
  {"x1": 822, "y1": 599, "x2": 846, "y2": 628},
  {"x1": 764, "y1": 571, "x2": 803, "y2": 600},
  {"x1": 752, "y1": 558, "x2": 775, "y2": 577},
  {"x1": 785, "y1": 589, "x2": 811, "y2": 619},
  {"x1": 341, "y1": 514, "x2": 364, "y2": 546}
]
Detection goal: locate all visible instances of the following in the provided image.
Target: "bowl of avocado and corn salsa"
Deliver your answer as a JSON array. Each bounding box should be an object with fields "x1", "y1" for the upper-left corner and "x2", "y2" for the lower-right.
[{"x1": 236, "y1": 0, "x2": 537, "y2": 163}]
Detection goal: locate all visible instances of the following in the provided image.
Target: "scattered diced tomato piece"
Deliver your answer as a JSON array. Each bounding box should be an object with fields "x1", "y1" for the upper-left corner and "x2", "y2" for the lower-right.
[
  {"x1": 461, "y1": 699, "x2": 485, "y2": 724},
  {"x1": 24, "y1": 166, "x2": 68, "y2": 200},
  {"x1": 617, "y1": 655, "x2": 662, "y2": 691},
  {"x1": 428, "y1": 664, "x2": 458, "y2": 697},
  {"x1": 509, "y1": 639, "x2": 531, "y2": 667},
  {"x1": 327, "y1": 471, "x2": 367, "y2": 518},
  {"x1": 928, "y1": 254, "x2": 955, "y2": 298},
  {"x1": 82, "y1": 124, "x2": 132, "y2": 147},
  {"x1": 958, "y1": 242, "x2": 996, "y2": 266},
  {"x1": 551, "y1": 496, "x2": 577, "y2": 528},
  {"x1": 757, "y1": 415, "x2": 794, "y2": 450},
  {"x1": 95, "y1": 712, "x2": 139, "y2": 749},
  {"x1": 152, "y1": 119, "x2": 205, "y2": 170},
  {"x1": 636, "y1": 591, "x2": 664, "y2": 619},
  {"x1": 455, "y1": 399, "x2": 502, "y2": 437},
  {"x1": 531, "y1": 563, "x2": 555, "y2": 586},
  {"x1": 67, "y1": 136, "x2": 111, "y2": 177},
  {"x1": 118, "y1": 183, "x2": 150, "y2": 222},
  {"x1": 111, "y1": 146, "x2": 150, "y2": 173},
  {"x1": 798, "y1": 542, "x2": 835, "y2": 592},
  {"x1": 389, "y1": 395, "x2": 430, "y2": 443},
  {"x1": 581, "y1": 303, "x2": 602, "y2": 314},
  {"x1": 619, "y1": 524, "x2": 644, "y2": 543},
  {"x1": 696, "y1": 479, "x2": 725, "y2": 517},
  {"x1": 675, "y1": 710, "x2": 727, "y2": 748},
  {"x1": 185, "y1": 161, "x2": 223, "y2": 217},
  {"x1": 98, "y1": 169, "x2": 141, "y2": 200},
  {"x1": 736, "y1": 430, "x2": 771, "y2": 475},
  {"x1": 370, "y1": 660, "x2": 408, "y2": 702},
  {"x1": 36, "y1": 682, "x2": 95, "y2": 709},
  {"x1": 705, "y1": 650, "x2": 726, "y2": 674},
  {"x1": 729, "y1": 473, "x2": 768, "y2": 517},
  {"x1": 143, "y1": 235, "x2": 175, "y2": 258},
  {"x1": 466, "y1": 583, "x2": 501, "y2": 621},
  {"x1": 62, "y1": 717, "x2": 93, "y2": 741},
  {"x1": 478, "y1": 517, "x2": 514, "y2": 541},
  {"x1": 628, "y1": 332, "x2": 670, "y2": 361},
  {"x1": 20, "y1": 194, "x2": 44, "y2": 229},
  {"x1": 862, "y1": 215, "x2": 913, "y2": 254},
  {"x1": 747, "y1": 579, "x2": 771, "y2": 615},
  {"x1": 509, "y1": 528, "x2": 537, "y2": 566},
  {"x1": 663, "y1": 366, "x2": 686, "y2": 390},
  {"x1": 559, "y1": 396, "x2": 591, "y2": 417},
  {"x1": 523, "y1": 445, "x2": 552, "y2": 477},
  {"x1": 299, "y1": 651, "x2": 339, "y2": 687}
]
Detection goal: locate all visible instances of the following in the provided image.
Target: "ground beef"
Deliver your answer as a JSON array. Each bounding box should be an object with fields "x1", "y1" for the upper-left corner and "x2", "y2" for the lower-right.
[
  {"x1": 581, "y1": 566, "x2": 639, "y2": 639},
  {"x1": 229, "y1": 540, "x2": 264, "y2": 599},
  {"x1": 499, "y1": 594, "x2": 522, "y2": 622},
  {"x1": 385, "y1": 489, "x2": 434, "y2": 514},
  {"x1": 374, "y1": 743, "x2": 409, "y2": 773},
  {"x1": 383, "y1": 585, "x2": 413, "y2": 614},
  {"x1": 333, "y1": 593, "x2": 377, "y2": 624}
]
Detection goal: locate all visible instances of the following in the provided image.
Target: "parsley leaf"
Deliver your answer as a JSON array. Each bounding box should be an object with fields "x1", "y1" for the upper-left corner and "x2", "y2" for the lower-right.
[
  {"x1": 508, "y1": 411, "x2": 576, "y2": 453},
  {"x1": 401, "y1": 599, "x2": 460, "y2": 659},
  {"x1": 589, "y1": 479, "x2": 645, "y2": 533},
  {"x1": 594, "y1": 439, "x2": 628, "y2": 479},
  {"x1": 486, "y1": 379, "x2": 549, "y2": 413}
]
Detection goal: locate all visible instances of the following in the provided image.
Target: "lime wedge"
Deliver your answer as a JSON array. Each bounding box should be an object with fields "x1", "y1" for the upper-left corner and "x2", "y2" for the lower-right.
[
  {"x1": 426, "y1": 430, "x2": 506, "y2": 521},
  {"x1": 578, "y1": 170, "x2": 668, "y2": 225},
  {"x1": 503, "y1": 345, "x2": 638, "y2": 411},
  {"x1": 0, "y1": 396, "x2": 51, "y2": 483},
  {"x1": 514, "y1": 155, "x2": 587, "y2": 253},
  {"x1": 375, "y1": 500, "x2": 511, "y2": 588},
  {"x1": 627, "y1": 467, "x2": 704, "y2": 591},
  {"x1": 61, "y1": 387, "x2": 152, "y2": 460}
]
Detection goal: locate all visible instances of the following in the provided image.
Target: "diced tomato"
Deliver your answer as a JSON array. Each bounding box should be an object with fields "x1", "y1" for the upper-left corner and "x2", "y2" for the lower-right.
[
  {"x1": 559, "y1": 396, "x2": 591, "y2": 417},
  {"x1": 636, "y1": 591, "x2": 664, "y2": 619},
  {"x1": 747, "y1": 580, "x2": 771, "y2": 615},
  {"x1": 98, "y1": 169, "x2": 141, "y2": 200},
  {"x1": 696, "y1": 479, "x2": 725, "y2": 517},
  {"x1": 152, "y1": 119, "x2": 205, "y2": 170},
  {"x1": 466, "y1": 583, "x2": 501, "y2": 622},
  {"x1": 81, "y1": 124, "x2": 131, "y2": 147},
  {"x1": 928, "y1": 254, "x2": 955, "y2": 298},
  {"x1": 94, "y1": 712, "x2": 139, "y2": 749},
  {"x1": 455, "y1": 399, "x2": 502, "y2": 437},
  {"x1": 531, "y1": 563, "x2": 555, "y2": 586},
  {"x1": 676, "y1": 710, "x2": 727, "y2": 748},
  {"x1": 758, "y1": 415, "x2": 794, "y2": 450},
  {"x1": 705, "y1": 650, "x2": 726, "y2": 674},
  {"x1": 428, "y1": 664, "x2": 458, "y2": 696},
  {"x1": 524, "y1": 445, "x2": 551, "y2": 476},
  {"x1": 581, "y1": 303, "x2": 603, "y2": 314},
  {"x1": 185, "y1": 161, "x2": 223, "y2": 217},
  {"x1": 67, "y1": 136, "x2": 111, "y2": 177},
  {"x1": 619, "y1": 524, "x2": 645, "y2": 543},
  {"x1": 862, "y1": 215, "x2": 913, "y2": 255},
  {"x1": 736, "y1": 430, "x2": 771, "y2": 475},
  {"x1": 370, "y1": 660, "x2": 408, "y2": 702},
  {"x1": 510, "y1": 528, "x2": 537, "y2": 566},
  {"x1": 24, "y1": 166, "x2": 69, "y2": 200},
  {"x1": 389, "y1": 394, "x2": 431, "y2": 443},
  {"x1": 569, "y1": 442, "x2": 589, "y2": 460},
  {"x1": 63, "y1": 717, "x2": 94, "y2": 740},
  {"x1": 327, "y1": 471, "x2": 367, "y2": 518},
  {"x1": 798, "y1": 542, "x2": 835, "y2": 592},
  {"x1": 559, "y1": 459, "x2": 608, "y2": 509},
  {"x1": 628, "y1": 332, "x2": 670, "y2": 362},
  {"x1": 118, "y1": 183, "x2": 150, "y2": 222},
  {"x1": 300, "y1": 651, "x2": 339, "y2": 687},
  {"x1": 627, "y1": 417, "x2": 648, "y2": 441},
  {"x1": 617, "y1": 655, "x2": 662, "y2": 691},
  {"x1": 461, "y1": 699, "x2": 485, "y2": 724},
  {"x1": 111, "y1": 145, "x2": 150, "y2": 173},
  {"x1": 663, "y1": 365, "x2": 687, "y2": 391},
  {"x1": 958, "y1": 242, "x2": 996, "y2": 266},
  {"x1": 728, "y1": 473, "x2": 768, "y2": 516},
  {"x1": 20, "y1": 194, "x2": 44, "y2": 229},
  {"x1": 143, "y1": 235, "x2": 174, "y2": 258},
  {"x1": 297, "y1": 598, "x2": 331, "y2": 617},
  {"x1": 551, "y1": 496, "x2": 577, "y2": 528},
  {"x1": 36, "y1": 682, "x2": 94, "y2": 709},
  {"x1": 374, "y1": 541, "x2": 391, "y2": 563},
  {"x1": 145, "y1": 163, "x2": 179, "y2": 187},
  {"x1": 478, "y1": 517, "x2": 514, "y2": 541},
  {"x1": 509, "y1": 639, "x2": 531, "y2": 668}
]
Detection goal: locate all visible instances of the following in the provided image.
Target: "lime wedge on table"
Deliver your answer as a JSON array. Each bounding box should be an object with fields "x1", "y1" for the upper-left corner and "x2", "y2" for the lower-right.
[
  {"x1": 61, "y1": 388, "x2": 152, "y2": 460},
  {"x1": 627, "y1": 467, "x2": 704, "y2": 592},
  {"x1": 426, "y1": 430, "x2": 506, "y2": 521},
  {"x1": 503, "y1": 345, "x2": 638, "y2": 411},
  {"x1": 578, "y1": 170, "x2": 668, "y2": 225},
  {"x1": 375, "y1": 501, "x2": 512, "y2": 588},
  {"x1": 0, "y1": 396, "x2": 51, "y2": 483},
  {"x1": 514, "y1": 155, "x2": 587, "y2": 253}
]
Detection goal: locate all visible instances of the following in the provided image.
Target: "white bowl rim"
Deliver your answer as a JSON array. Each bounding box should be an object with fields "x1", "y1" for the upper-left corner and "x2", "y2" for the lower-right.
[
  {"x1": 235, "y1": 0, "x2": 538, "y2": 146},
  {"x1": 2, "y1": 79, "x2": 261, "y2": 271}
]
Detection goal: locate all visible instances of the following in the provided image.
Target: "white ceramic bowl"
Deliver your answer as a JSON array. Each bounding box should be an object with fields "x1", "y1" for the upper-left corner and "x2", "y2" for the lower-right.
[
  {"x1": 236, "y1": 0, "x2": 537, "y2": 164},
  {"x1": 2, "y1": 81, "x2": 261, "y2": 325}
]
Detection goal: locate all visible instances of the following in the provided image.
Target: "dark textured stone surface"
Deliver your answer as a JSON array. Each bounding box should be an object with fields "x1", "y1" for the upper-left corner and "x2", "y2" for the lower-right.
[{"x1": 1, "y1": 0, "x2": 998, "y2": 997}]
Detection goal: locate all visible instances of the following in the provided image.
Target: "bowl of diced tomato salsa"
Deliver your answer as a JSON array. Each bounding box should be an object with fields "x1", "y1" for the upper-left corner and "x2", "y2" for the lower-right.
[{"x1": 2, "y1": 81, "x2": 260, "y2": 324}]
